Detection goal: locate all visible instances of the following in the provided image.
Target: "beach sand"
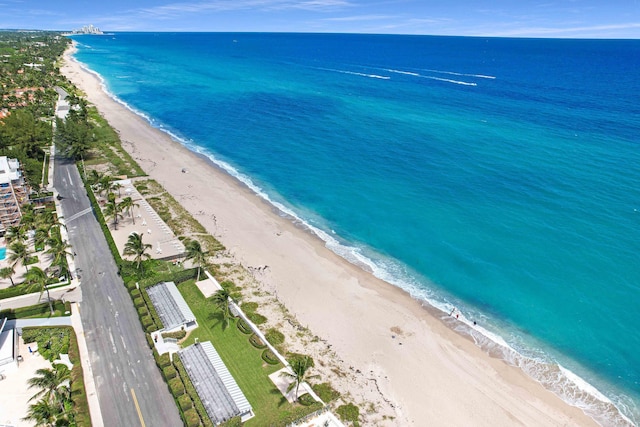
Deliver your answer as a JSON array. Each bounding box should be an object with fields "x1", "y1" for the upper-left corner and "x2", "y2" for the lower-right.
[{"x1": 61, "y1": 44, "x2": 597, "y2": 426}]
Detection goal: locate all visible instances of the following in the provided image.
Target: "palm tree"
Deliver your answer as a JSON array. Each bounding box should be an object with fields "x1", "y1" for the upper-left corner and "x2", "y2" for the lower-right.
[
  {"x1": 184, "y1": 239, "x2": 209, "y2": 281},
  {"x1": 123, "y1": 232, "x2": 151, "y2": 269},
  {"x1": 23, "y1": 398, "x2": 58, "y2": 426},
  {"x1": 119, "y1": 196, "x2": 139, "y2": 224},
  {"x1": 34, "y1": 226, "x2": 51, "y2": 250},
  {"x1": 26, "y1": 267, "x2": 54, "y2": 315},
  {"x1": 45, "y1": 236, "x2": 73, "y2": 280},
  {"x1": 103, "y1": 194, "x2": 123, "y2": 230},
  {"x1": 97, "y1": 174, "x2": 113, "y2": 196},
  {"x1": 28, "y1": 366, "x2": 71, "y2": 410},
  {"x1": 110, "y1": 181, "x2": 122, "y2": 197},
  {"x1": 280, "y1": 356, "x2": 319, "y2": 402},
  {"x1": 8, "y1": 240, "x2": 32, "y2": 273},
  {"x1": 211, "y1": 288, "x2": 232, "y2": 330},
  {"x1": 6, "y1": 224, "x2": 28, "y2": 243},
  {"x1": 0, "y1": 265, "x2": 15, "y2": 286}
]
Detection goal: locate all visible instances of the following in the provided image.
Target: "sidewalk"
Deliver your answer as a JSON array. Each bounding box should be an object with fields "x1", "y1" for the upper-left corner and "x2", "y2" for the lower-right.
[{"x1": 70, "y1": 302, "x2": 104, "y2": 427}]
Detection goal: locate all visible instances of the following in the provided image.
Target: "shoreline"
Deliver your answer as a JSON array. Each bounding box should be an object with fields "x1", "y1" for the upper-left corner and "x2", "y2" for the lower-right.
[{"x1": 61, "y1": 43, "x2": 604, "y2": 426}]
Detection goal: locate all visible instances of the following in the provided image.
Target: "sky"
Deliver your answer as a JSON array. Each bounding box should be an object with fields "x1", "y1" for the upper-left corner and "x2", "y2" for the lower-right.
[{"x1": 1, "y1": 0, "x2": 639, "y2": 38}]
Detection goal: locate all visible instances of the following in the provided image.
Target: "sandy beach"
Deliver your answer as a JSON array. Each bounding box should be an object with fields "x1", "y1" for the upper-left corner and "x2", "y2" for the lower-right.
[{"x1": 61, "y1": 44, "x2": 597, "y2": 426}]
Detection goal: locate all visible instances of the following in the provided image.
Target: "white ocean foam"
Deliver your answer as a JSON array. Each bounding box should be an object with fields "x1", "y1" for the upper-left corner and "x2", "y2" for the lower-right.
[
  {"x1": 316, "y1": 67, "x2": 390, "y2": 80},
  {"x1": 421, "y1": 75, "x2": 477, "y2": 86},
  {"x1": 74, "y1": 53, "x2": 636, "y2": 427},
  {"x1": 385, "y1": 68, "x2": 420, "y2": 76},
  {"x1": 424, "y1": 68, "x2": 496, "y2": 79}
]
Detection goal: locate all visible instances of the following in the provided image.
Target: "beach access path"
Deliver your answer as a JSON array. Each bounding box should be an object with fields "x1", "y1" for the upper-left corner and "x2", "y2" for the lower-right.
[{"x1": 53, "y1": 155, "x2": 181, "y2": 427}]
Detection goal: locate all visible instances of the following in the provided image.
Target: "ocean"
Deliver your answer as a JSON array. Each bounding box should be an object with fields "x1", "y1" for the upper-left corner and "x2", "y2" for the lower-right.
[{"x1": 71, "y1": 33, "x2": 640, "y2": 425}]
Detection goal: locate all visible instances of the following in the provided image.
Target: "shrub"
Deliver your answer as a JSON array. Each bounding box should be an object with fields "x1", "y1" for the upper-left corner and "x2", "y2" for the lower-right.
[
  {"x1": 336, "y1": 403, "x2": 360, "y2": 427},
  {"x1": 312, "y1": 382, "x2": 340, "y2": 403},
  {"x1": 130, "y1": 289, "x2": 141, "y2": 298},
  {"x1": 183, "y1": 408, "x2": 200, "y2": 427},
  {"x1": 236, "y1": 318, "x2": 252, "y2": 334},
  {"x1": 240, "y1": 301, "x2": 258, "y2": 313},
  {"x1": 169, "y1": 377, "x2": 185, "y2": 396},
  {"x1": 288, "y1": 353, "x2": 314, "y2": 368},
  {"x1": 133, "y1": 297, "x2": 145, "y2": 308},
  {"x1": 141, "y1": 315, "x2": 154, "y2": 328},
  {"x1": 249, "y1": 334, "x2": 266, "y2": 349},
  {"x1": 146, "y1": 333, "x2": 155, "y2": 349},
  {"x1": 178, "y1": 394, "x2": 193, "y2": 411},
  {"x1": 21, "y1": 327, "x2": 70, "y2": 362},
  {"x1": 219, "y1": 417, "x2": 242, "y2": 427},
  {"x1": 246, "y1": 311, "x2": 267, "y2": 325},
  {"x1": 262, "y1": 349, "x2": 279, "y2": 365},
  {"x1": 265, "y1": 328, "x2": 285, "y2": 346},
  {"x1": 163, "y1": 366, "x2": 177, "y2": 380},
  {"x1": 162, "y1": 330, "x2": 186, "y2": 340},
  {"x1": 137, "y1": 307, "x2": 148, "y2": 317},
  {"x1": 157, "y1": 353, "x2": 172, "y2": 368},
  {"x1": 297, "y1": 393, "x2": 316, "y2": 406}
]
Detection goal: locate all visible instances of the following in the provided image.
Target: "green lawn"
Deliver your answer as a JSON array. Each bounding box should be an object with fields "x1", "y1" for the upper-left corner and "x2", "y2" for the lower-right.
[{"x1": 178, "y1": 280, "x2": 322, "y2": 426}]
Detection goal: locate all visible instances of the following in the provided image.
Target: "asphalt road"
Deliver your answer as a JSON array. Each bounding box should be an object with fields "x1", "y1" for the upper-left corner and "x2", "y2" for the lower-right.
[{"x1": 54, "y1": 156, "x2": 182, "y2": 427}]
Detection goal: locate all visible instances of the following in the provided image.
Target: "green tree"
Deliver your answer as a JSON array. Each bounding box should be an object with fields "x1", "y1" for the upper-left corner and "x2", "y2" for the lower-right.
[
  {"x1": 22, "y1": 398, "x2": 58, "y2": 426},
  {"x1": 280, "y1": 356, "x2": 319, "y2": 402},
  {"x1": 8, "y1": 240, "x2": 31, "y2": 273},
  {"x1": 103, "y1": 194, "x2": 123, "y2": 230},
  {"x1": 45, "y1": 235, "x2": 73, "y2": 280},
  {"x1": 123, "y1": 232, "x2": 151, "y2": 269},
  {"x1": 0, "y1": 265, "x2": 15, "y2": 286},
  {"x1": 211, "y1": 288, "x2": 232, "y2": 330},
  {"x1": 27, "y1": 365, "x2": 71, "y2": 411},
  {"x1": 184, "y1": 239, "x2": 208, "y2": 281},
  {"x1": 119, "y1": 196, "x2": 139, "y2": 225},
  {"x1": 25, "y1": 266, "x2": 54, "y2": 315}
]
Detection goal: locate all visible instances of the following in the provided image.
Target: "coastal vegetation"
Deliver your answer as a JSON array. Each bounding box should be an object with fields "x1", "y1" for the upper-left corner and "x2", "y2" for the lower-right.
[{"x1": 21, "y1": 326, "x2": 92, "y2": 426}]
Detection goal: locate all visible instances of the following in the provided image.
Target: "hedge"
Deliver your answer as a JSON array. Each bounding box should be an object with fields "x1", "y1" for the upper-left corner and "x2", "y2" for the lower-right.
[
  {"x1": 157, "y1": 353, "x2": 171, "y2": 368},
  {"x1": 141, "y1": 315, "x2": 154, "y2": 329},
  {"x1": 137, "y1": 307, "x2": 148, "y2": 317},
  {"x1": 178, "y1": 394, "x2": 193, "y2": 411},
  {"x1": 262, "y1": 349, "x2": 280, "y2": 365},
  {"x1": 169, "y1": 377, "x2": 185, "y2": 396},
  {"x1": 183, "y1": 408, "x2": 200, "y2": 427},
  {"x1": 162, "y1": 330, "x2": 186, "y2": 341},
  {"x1": 236, "y1": 318, "x2": 252, "y2": 334},
  {"x1": 133, "y1": 297, "x2": 145, "y2": 308},
  {"x1": 249, "y1": 333, "x2": 266, "y2": 349},
  {"x1": 163, "y1": 366, "x2": 177, "y2": 380},
  {"x1": 130, "y1": 288, "x2": 141, "y2": 298}
]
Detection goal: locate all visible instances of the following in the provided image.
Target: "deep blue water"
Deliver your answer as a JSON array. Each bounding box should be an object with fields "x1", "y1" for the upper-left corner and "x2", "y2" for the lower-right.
[{"x1": 72, "y1": 33, "x2": 640, "y2": 425}]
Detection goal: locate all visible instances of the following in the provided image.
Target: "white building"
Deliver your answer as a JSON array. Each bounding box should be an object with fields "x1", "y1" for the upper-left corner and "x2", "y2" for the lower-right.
[{"x1": 0, "y1": 156, "x2": 28, "y2": 234}]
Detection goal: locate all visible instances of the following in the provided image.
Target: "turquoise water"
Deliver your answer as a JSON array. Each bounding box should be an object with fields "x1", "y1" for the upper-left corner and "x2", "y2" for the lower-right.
[
  {"x1": 0, "y1": 246, "x2": 5, "y2": 261},
  {"x1": 72, "y1": 33, "x2": 640, "y2": 425}
]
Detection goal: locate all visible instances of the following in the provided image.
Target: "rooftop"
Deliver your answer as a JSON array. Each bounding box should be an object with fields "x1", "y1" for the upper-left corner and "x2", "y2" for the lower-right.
[
  {"x1": 179, "y1": 341, "x2": 253, "y2": 424},
  {"x1": 147, "y1": 281, "x2": 196, "y2": 331}
]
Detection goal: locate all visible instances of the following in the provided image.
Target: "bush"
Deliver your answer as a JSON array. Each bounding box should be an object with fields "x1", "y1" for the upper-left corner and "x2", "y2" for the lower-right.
[
  {"x1": 336, "y1": 403, "x2": 360, "y2": 427},
  {"x1": 137, "y1": 307, "x2": 148, "y2": 317},
  {"x1": 163, "y1": 366, "x2": 177, "y2": 380},
  {"x1": 312, "y1": 382, "x2": 340, "y2": 403},
  {"x1": 21, "y1": 327, "x2": 70, "y2": 362},
  {"x1": 262, "y1": 349, "x2": 280, "y2": 365},
  {"x1": 141, "y1": 315, "x2": 154, "y2": 328},
  {"x1": 240, "y1": 301, "x2": 258, "y2": 313},
  {"x1": 157, "y1": 353, "x2": 172, "y2": 368},
  {"x1": 249, "y1": 334, "x2": 266, "y2": 349},
  {"x1": 236, "y1": 318, "x2": 252, "y2": 334},
  {"x1": 178, "y1": 394, "x2": 193, "y2": 411},
  {"x1": 219, "y1": 417, "x2": 242, "y2": 427},
  {"x1": 130, "y1": 288, "x2": 141, "y2": 298},
  {"x1": 146, "y1": 333, "x2": 154, "y2": 349},
  {"x1": 133, "y1": 297, "x2": 145, "y2": 308},
  {"x1": 297, "y1": 393, "x2": 316, "y2": 406},
  {"x1": 288, "y1": 353, "x2": 314, "y2": 368},
  {"x1": 183, "y1": 408, "x2": 200, "y2": 427},
  {"x1": 162, "y1": 330, "x2": 186, "y2": 340},
  {"x1": 265, "y1": 328, "x2": 284, "y2": 346},
  {"x1": 246, "y1": 311, "x2": 267, "y2": 325},
  {"x1": 169, "y1": 377, "x2": 185, "y2": 396}
]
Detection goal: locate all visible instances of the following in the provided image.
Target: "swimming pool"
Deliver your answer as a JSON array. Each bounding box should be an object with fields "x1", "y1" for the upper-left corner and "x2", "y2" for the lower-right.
[{"x1": 0, "y1": 246, "x2": 6, "y2": 261}]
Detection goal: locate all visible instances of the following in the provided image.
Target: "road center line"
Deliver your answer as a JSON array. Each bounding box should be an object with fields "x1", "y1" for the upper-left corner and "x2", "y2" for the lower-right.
[{"x1": 130, "y1": 388, "x2": 146, "y2": 427}]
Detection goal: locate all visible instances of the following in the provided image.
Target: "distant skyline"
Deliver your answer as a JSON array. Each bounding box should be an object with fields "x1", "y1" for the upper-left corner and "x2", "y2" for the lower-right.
[{"x1": 1, "y1": 0, "x2": 639, "y2": 38}]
